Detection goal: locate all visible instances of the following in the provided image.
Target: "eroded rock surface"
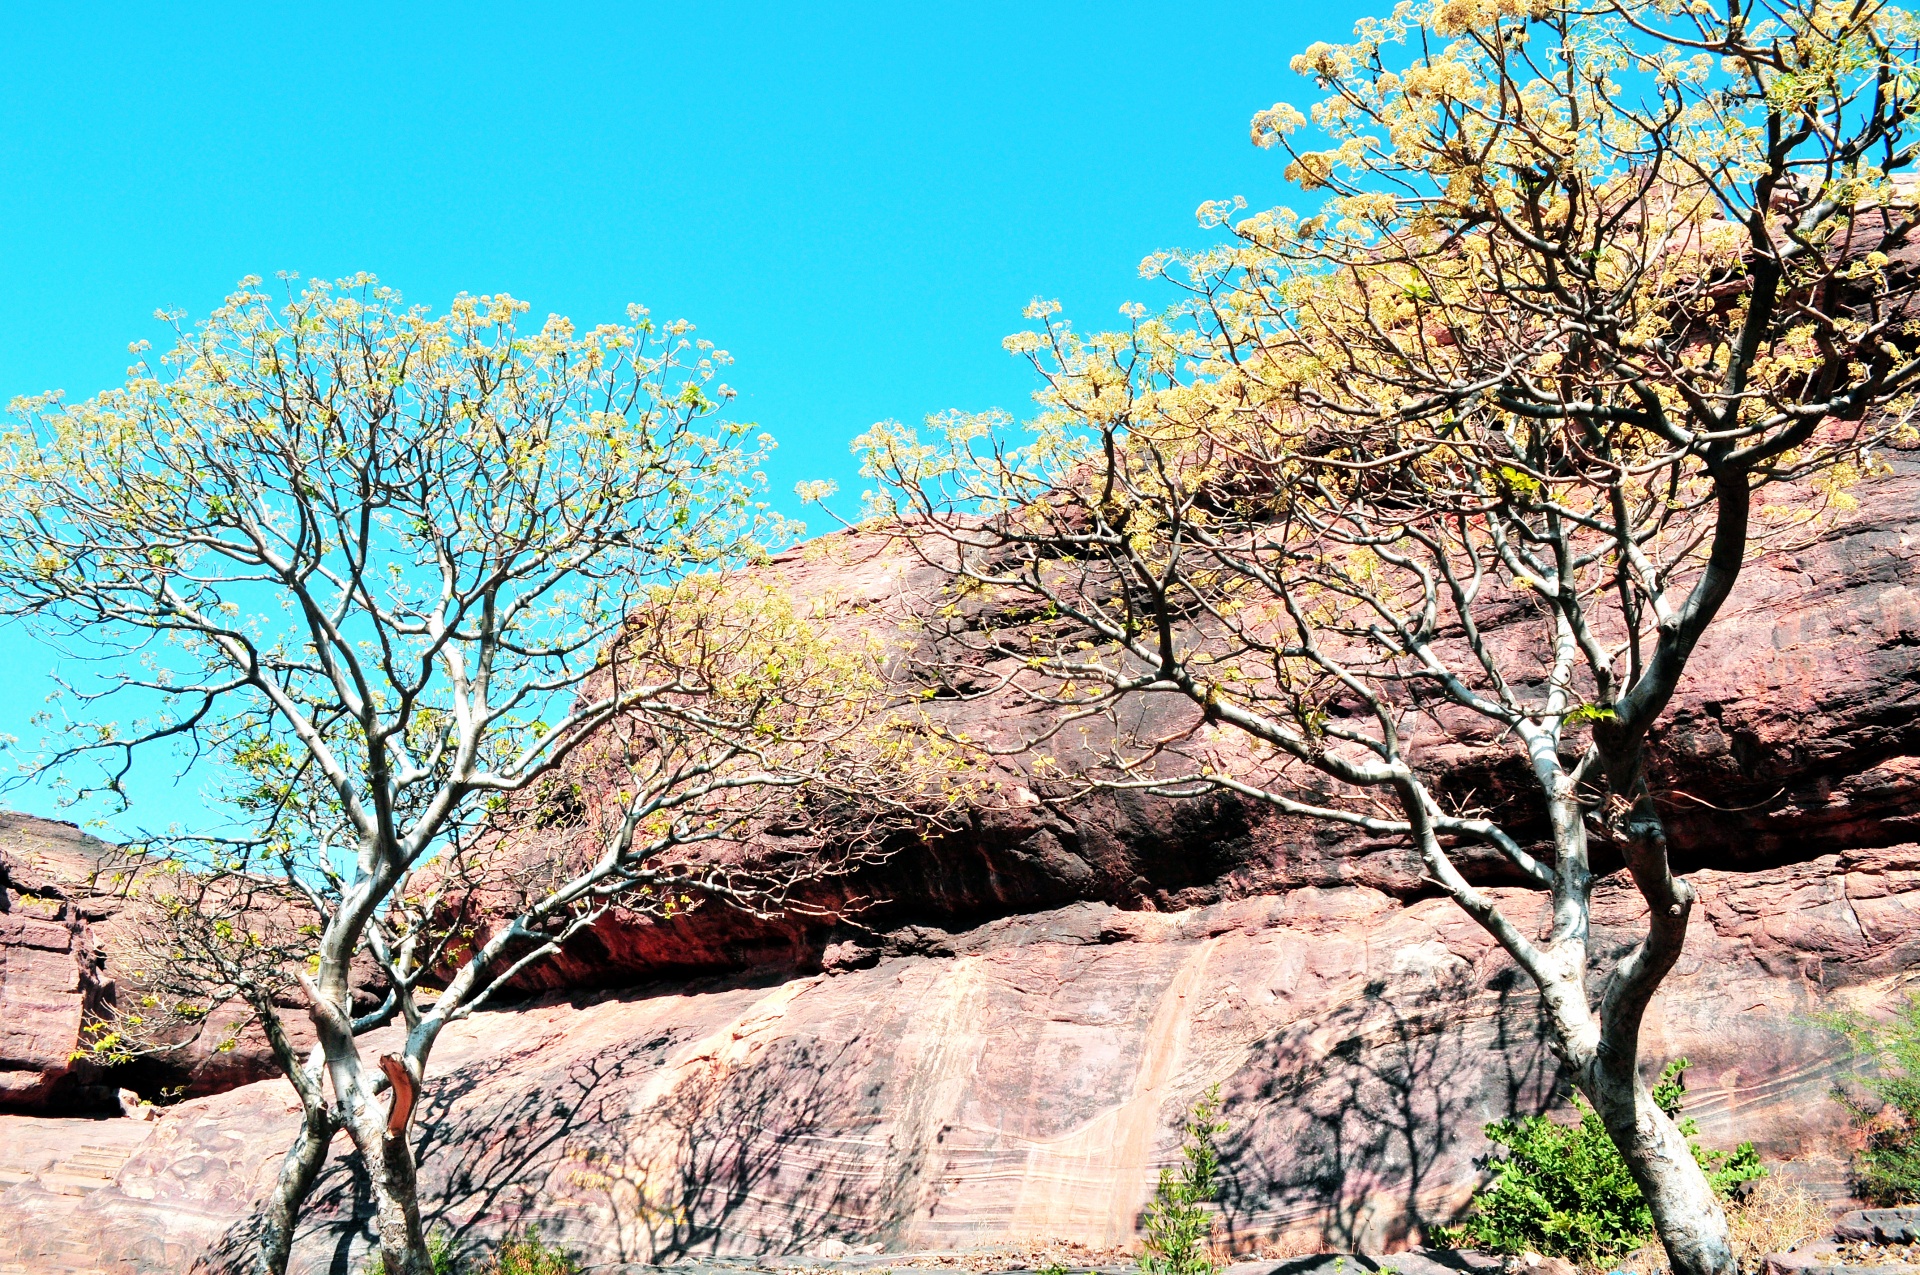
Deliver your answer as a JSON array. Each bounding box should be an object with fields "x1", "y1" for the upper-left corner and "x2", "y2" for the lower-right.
[
  {"x1": 0, "y1": 813, "x2": 139, "y2": 1112},
  {"x1": 490, "y1": 463, "x2": 1920, "y2": 988},
  {"x1": 0, "y1": 812, "x2": 299, "y2": 1115},
  {"x1": 0, "y1": 845, "x2": 1911, "y2": 1273},
  {"x1": 2, "y1": 465, "x2": 1919, "y2": 1270}
]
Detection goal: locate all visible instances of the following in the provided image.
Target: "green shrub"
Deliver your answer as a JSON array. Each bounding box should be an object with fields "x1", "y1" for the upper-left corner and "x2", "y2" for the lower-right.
[
  {"x1": 1141, "y1": 1085, "x2": 1229, "y2": 1275},
  {"x1": 1828, "y1": 991, "x2": 1920, "y2": 1206},
  {"x1": 363, "y1": 1229, "x2": 456, "y2": 1275},
  {"x1": 362, "y1": 1229, "x2": 579, "y2": 1275},
  {"x1": 1436, "y1": 1060, "x2": 1763, "y2": 1265}
]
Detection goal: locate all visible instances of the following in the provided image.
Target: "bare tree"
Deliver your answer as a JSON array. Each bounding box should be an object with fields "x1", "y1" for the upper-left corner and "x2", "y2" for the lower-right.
[
  {"x1": 0, "y1": 274, "x2": 833, "y2": 1274},
  {"x1": 337, "y1": 571, "x2": 953, "y2": 1169},
  {"x1": 843, "y1": 4, "x2": 1920, "y2": 1272}
]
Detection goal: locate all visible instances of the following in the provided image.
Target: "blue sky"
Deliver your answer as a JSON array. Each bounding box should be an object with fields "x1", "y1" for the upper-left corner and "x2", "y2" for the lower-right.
[{"x1": 0, "y1": 0, "x2": 1374, "y2": 834}]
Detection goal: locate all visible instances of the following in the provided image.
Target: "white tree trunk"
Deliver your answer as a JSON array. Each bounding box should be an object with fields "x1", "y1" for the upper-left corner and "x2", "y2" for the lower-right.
[
  {"x1": 1581, "y1": 1063, "x2": 1735, "y2": 1275},
  {"x1": 254, "y1": 1105, "x2": 337, "y2": 1275}
]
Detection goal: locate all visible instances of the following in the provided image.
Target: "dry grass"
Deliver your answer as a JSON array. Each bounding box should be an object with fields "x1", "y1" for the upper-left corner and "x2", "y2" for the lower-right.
[
  {"x1": 1728, "y1": 1176, "x2": 1834, "y2": 1270},
  {"x1": 1247, "y1": 1233, "x2": 1332, "y2": 1262},
  {"x1": 1589, "y1": 1176, "x2": 1834, "y2": 1275},
  {"x1": 886, "y1": 1241, "x2": 1138, "y2": 1271}
]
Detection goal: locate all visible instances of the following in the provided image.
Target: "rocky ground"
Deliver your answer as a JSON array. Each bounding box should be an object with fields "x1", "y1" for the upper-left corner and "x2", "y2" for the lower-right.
[{"x1": 2, "y1": 853, "x2": 1916, "y2": 1273}]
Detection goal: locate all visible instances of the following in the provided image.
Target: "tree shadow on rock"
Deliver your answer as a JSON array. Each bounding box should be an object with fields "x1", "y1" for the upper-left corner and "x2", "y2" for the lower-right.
[
  {"x1": 1216, "y1": 964, "x2": 1567, "y2": 1253},
  {"x1": 188, "y1": 1125, "x2": 373, "y2": 1275},
  {"x1": 188, "y1": 1016, "x2": 904, "y2": 1273},
  {"x1": 569, "y1": 1035, "x2": 893, "y2": 1262},
  {"x1": 190, "y1": 1029, "x2": 679, "y2": 1274}
]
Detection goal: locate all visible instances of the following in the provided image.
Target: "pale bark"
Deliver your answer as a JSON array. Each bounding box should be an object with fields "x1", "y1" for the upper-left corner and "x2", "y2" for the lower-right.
[
  {"x1": 252, "y1": 1006, "x2": 345, "y2": 1275},
  {"x1": 355, "y1": 1113, "x2": 430, "y2": 1275},
  {"x1": 254, "y1": 1105, "x2": 339, "y2": 1275},
  {"x1": 1584, "y1": 751, "x2": 1733, "y2": 1275},
  {"x1": 1583, "y1": 1052, "x2": 1735, "y2": 1275},
  {"x1": 302, "y1": 967, "x2": 433, "y2": 1275}
]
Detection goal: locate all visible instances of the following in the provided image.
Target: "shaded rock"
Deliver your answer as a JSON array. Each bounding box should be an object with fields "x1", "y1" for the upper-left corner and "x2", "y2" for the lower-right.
[
  {"x1": 0, "y1": 811, "x2": 305, "y2": 1114},
  {"x1": 1837, "y1": 1211, "x2": 1920, "y2": 1245}
]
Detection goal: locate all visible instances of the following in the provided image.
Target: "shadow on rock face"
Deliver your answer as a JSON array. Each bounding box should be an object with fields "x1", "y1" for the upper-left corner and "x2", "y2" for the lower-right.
[
  {"x1": 199, "y1": 1025, "x2": 897, "y2": 1273},
  {"x1": 1216, "y1": 966, "x2": 1566, "y2": 1253},
  {"x1": 550, "y1": 1034, "x2": 893, "y2": 1263}
]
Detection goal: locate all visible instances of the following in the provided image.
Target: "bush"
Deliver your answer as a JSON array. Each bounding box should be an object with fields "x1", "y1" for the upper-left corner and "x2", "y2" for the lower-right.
[
  {"x1": 472, "y1": 1232, "x2": 580, "y2": 1275},
  {"x1": 1436, "y1": 1060, "x2": 1763, "y2": 1265},
  {"x1": 362, "y1": 1229, "x2": 579, "y2": 1275},
  {"x1": 1141, "y1": 1085, "x2": 1229, "y2": 1275},
  {"x1": 363, "y1": 1230, "x2": 456, "y2": 1275},
  {"x1": 1829, "y1": 991, "x2": 1920, "y2": 1206}
]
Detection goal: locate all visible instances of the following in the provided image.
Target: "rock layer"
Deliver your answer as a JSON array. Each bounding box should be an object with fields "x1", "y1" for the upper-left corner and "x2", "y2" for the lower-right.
[
  {"x1": 5, "y1": 467, "x2": 1920, "y2": 1107},
  {"x1": 0, "y1": 812, "x2": 295, "y2": 1114},
  {"x1": 498, "y1": 461, "x2": 1920, "y2": 987},
  {"x1": 0, "y1": 843, "x2": 1914, "y2": 1273}
]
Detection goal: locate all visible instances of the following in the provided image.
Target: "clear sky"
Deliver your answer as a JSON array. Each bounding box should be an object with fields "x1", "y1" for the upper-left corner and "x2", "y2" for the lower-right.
[{"x1": 0, "y1": 0, "x2": 1372, "y2": 834}]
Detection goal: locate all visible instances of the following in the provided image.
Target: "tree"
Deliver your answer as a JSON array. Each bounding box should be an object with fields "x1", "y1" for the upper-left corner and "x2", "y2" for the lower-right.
[
  {"x1": 81, "y1": 574, "x2": 943, "y2": 1275},
  {"x1": 842, "y1": 5, "x2": 1920, "y2": 1273},
  {"x1": 0, "y1": 275, "x2": 934, "y2": 1274}
]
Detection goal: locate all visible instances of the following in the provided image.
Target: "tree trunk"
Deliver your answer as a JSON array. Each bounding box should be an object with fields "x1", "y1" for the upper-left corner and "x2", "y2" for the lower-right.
[
  {"x1": 1582, "y1": 748, "x2": 1736, "y2": 1275},
  {"x1": 255, "y1": 1104, "x2": 339, "y2": 1275},
  {"x1": 1581, "y1": 1063, "x2": 1735, "y2": 1275},
  {"x1": 351, "y1": 1113, "x2": 430, "y2": 1275},
  {"x1": 304, "y1": 970, "x2": 432, "y2": 1275}
]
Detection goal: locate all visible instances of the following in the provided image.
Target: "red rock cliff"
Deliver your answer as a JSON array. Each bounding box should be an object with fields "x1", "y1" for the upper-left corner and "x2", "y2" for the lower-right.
[{"x1": 1, "y1": 462, "x2": 1917, "y2": 1273}]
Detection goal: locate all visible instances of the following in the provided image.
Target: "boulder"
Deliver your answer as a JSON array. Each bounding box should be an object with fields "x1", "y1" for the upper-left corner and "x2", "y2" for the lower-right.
[
  {"x1": 1836, "y1": 1209, "x2": 1920, "y2": 1245},
  {"x1": 1764, "y1": 1243, "x2": 1920, "y2": 1275}
]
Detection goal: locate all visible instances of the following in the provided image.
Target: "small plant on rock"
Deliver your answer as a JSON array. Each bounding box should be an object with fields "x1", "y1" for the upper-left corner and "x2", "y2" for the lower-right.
[
  {"x1": 473, "y1": 1232, "x2": 581, "y2": 1275},
  {"x1": 1141, "y1": 1085, "x2": 1230, "y2": 1275},
  {"x1": 364, "y1": 1228, "x2": 456, "y2": 1275},
  {"x1": 1438, "y1": 1060, "x2": 1763, "y2": 1266},
  {"x1": 1828, "y1": 990, "x2": 1920, "y2": 1206},
  {"x1": 363, "y1": 1230, "x2": 580, "y2": 1275}
]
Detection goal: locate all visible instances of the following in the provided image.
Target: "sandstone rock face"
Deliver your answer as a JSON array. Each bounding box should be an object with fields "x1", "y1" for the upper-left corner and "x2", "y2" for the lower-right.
[
  {"x1": 2, "y1": 465, "x2": 1918, "y2": 1269},
  {"x1": 1, "y1": 813, "x2": 126, "y2": 1112},
  {"x1": 0, "y1": 812, "x2": 294, "y2": 1114},
  {"x1": 0, "y1": 909, "x2": 93, "y2": 1109},
  {"x1": 489, "y1": 463, "x2": 1920, "y2": 988},
  {"x1": 0, "y1": 844, "x2": 1913, "y2": 1274}
]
